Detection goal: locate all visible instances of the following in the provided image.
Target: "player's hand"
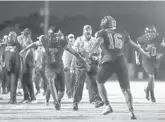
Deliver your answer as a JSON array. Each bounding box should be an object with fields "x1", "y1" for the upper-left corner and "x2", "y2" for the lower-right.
[
  {"x1": 35, "y1": 41, "x2": 42, "y2": 46},
  {"x1": 156, "y1": 53, "x2": 163, "y2": 59},
  {"x1": 85, "y1": 62, "x2": 91, "y2": 71},
  {"x1": 144, "y1": 52, "x2": 151, "y2": 58},
  {"x1": 91, "y1": 56, "x2": 98, "y2": 61},
  {"x1": 135, "y1": 59, "x2": 140, "y2": 65},
  {"x1": 160, "y1": 38, "x2": 165, "y2": 47}
]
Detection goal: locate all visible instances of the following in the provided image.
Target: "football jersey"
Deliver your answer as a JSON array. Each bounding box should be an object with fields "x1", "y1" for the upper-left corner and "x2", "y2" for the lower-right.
[
  {"x1": 97, "y1": 28, "x2": 129, "y2": 63},
  {"x1": 137, "y1": 34, "x2": 164, "y2": 60},
  {"x1": 41, "y1": 38, "x2": 67, "y2": 69}
]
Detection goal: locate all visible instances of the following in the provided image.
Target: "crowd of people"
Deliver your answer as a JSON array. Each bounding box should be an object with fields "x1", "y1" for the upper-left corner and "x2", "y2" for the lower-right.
[{"x1": 0, "y1": 15, "x2": 165, "y2": 120}]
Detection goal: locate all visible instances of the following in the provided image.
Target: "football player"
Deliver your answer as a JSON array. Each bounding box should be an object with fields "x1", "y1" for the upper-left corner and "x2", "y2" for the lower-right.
[
  {"x1": 88, "y1": 16, "x2": 150, "y2": 119},
  {"x1": 136, "y1": 26, "x2": 165, "y2": 102},
  {"x1": 19, "y1": 28, "x2": 89, "y2": 110}
]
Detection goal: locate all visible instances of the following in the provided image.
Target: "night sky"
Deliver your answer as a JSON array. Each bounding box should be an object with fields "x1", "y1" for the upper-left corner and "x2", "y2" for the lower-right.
[{"x1": 0, "y1": 1, "x2": 164, "y2": 22}]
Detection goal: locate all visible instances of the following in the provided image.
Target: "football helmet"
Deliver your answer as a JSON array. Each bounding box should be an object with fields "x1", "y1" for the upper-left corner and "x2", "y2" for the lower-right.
[
  {"x1": 100, "y1": 16, "x2": 116, "y2": 30},
  {"x1": 145, "y1": 26, "x2": 157, "y2": 39},
  {"x1": 55, "y1": 30, "x2": 64, "y2": 40}
]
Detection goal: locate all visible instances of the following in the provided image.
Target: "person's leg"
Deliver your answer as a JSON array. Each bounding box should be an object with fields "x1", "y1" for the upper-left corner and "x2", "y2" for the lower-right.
[
  {"x1": 21, "y1": 72, "x2": 30, "y2": 102},
  {"x1": 34, "y1": 68, "x2": 41, "y2": 95},
  {"x1": 27, "y1": 67, "x2": 36, "y2": 102},
  {"x1": 55, "y1": 70, "x2": 65, "y2": 103},
  {"x1": 9, "y1": 73, "x2": 19, "y2": 104},
  {"x1": 45, "y1": 68, "x2": 59, "y2": 110},
  {"x1": 115, "y1": 55, "x2": 136, "y2": 119},
  {"x1": 86, "y1": 65, "x2": 103, "y2": 108},
  {"x1": 142, "y1": 59, "x2": 155, "y2": 101},
  {"x1": 73, "y1": 68, "x2": 86, "y2": 111},
  {"x1": 40, "y1": 68, "x2": 47, "y2": 95},
  {"x1": 96, "y1": 62, "x2": 114, "y2": 115}
]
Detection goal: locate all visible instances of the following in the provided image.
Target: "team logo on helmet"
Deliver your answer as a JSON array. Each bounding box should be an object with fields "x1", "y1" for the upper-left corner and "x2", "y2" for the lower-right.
[{"x1": 100, "y1": 16, "x2": 116, "y2": 30}]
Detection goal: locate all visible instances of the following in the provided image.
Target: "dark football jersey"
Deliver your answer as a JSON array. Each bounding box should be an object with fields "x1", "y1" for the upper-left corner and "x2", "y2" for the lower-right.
[
  {"x1": 97, "y1": 28, "x2": 130, "y2": 63},
  {"x1": 137, "y1": 34, "x2": 165, "y2": 60},
  {"x1": 41, "y1": 37, "x2": 67, "y2": 69}
]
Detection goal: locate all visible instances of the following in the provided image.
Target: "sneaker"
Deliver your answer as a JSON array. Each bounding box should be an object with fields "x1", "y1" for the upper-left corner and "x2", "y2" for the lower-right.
[
  {"x1": 30, "y1": 100, "x2": 38, "y2": 104},
  {"x1": 95, "y1": 101, "x2": 104, "y2": 108},
  {"x1": 144, "y1": 87, "x2": 150, "y2": 101},
  {"x1": 150, "y1": 91, "x2": 156, "y2": 103},
  {"x1": 100, "y1": 105, "x2": 113, "y2": 115},
  {"x1": 17, "y1": 92, "x2": 23, "y2": 96},
  {"x1": 45, "y1": 100, "x2": 49, "y2": 106},
  {"x1": 54, "y1": 102, "x2": 61, "y2": 110},
  {"x1": 35, "y1": 91, "x2": 41, "y2": 96},
  {"x1": 73, "y1": 103, "x2": 78, "y2": 111},
  {"x1": 8, "y1": 100, "x2": 17, "y2": 104},
  {"x1": 19, "y1": 99, "x2": 29, "y2": 103},
  {"x1": 129, "y1": 112, "x2": 137, "y2": 120}
]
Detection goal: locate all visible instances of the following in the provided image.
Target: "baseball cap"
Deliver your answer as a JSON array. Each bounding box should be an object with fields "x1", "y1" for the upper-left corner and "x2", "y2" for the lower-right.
[
  {"x1": 68, "y1": 34, "x2": 74, "y2": 38},
  {"x1": 37, "y1": 35, "x2": 45, "y2": 41},
  {"x1": 83, "y1": 25, "x2": 92, "y2": 31}
]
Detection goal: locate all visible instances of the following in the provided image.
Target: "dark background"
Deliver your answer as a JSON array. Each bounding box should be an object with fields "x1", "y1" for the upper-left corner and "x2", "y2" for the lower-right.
[{"x1": 0, "y1": 1, "x2": 165, "y2": 80}]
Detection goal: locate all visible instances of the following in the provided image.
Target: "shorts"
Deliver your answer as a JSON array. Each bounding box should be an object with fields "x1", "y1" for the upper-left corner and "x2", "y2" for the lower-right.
[{"x1": 96, "y1": 55, "x2": 130, "y2": 89}]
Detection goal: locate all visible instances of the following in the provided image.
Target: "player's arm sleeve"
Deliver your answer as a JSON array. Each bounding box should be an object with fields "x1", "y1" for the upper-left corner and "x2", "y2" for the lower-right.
[
  {"x1": 126, "y1": 33, "x2": 147, "y2": 55},
  {"x1": 21, "y1": 41, "x2": 40, "y2": 53},
  {"x1": 136, "y1": 35, "x2": 148, "y2": 45}
]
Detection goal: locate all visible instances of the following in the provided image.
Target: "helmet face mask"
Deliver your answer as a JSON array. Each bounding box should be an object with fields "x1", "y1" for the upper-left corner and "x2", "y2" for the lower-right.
[{"x1": 145, "y1": 26, "x2": 157, "y2": 39}]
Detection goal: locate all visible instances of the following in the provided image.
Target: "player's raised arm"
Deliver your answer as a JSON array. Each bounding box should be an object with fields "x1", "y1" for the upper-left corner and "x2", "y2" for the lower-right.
[
  {"x1": 19, "y1": 41, "x2": 42, "y2": 56},
  {"x1": 126, "y1": 33, "x2": 150, "y2": 58},
  {"x1": 64, "y1": 37, "x2": 90, "y2": 71}
]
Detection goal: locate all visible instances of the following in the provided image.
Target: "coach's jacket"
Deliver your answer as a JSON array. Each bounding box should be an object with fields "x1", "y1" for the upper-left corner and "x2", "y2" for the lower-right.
[{"x1": 72, "y1": 35, "x2": 101, "y2": 68}]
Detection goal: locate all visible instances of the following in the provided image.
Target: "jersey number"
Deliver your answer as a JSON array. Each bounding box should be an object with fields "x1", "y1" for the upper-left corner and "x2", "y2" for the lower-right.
[
  {"x1": 108, "y1": 33, "x2": 123, "y2": 49},
  {"x1": 50, "y1": 51, "x2": 56, "y2": 62},
  {"x1": 146, "y1": 44, "x2": 156, "y2": 56}
]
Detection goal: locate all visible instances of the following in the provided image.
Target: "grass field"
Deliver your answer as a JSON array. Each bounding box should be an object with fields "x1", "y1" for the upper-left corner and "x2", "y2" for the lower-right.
[{"x1": 0, "y1": 81, "x2": 165, "y2": 122}]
